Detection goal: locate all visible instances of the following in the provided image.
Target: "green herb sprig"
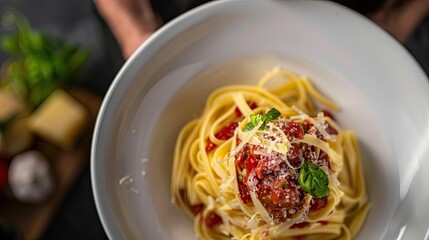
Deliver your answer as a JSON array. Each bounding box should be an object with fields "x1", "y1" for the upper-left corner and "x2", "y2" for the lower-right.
[
  {"x1": 298, "y1": 161, "x2": 330, "y2": 198},
  {"x1": 0, "y1": 19, "x2": 89, "y2": 109},
  {"x1": 243, "y1": 108, "x2": 281, "y2": 131}
]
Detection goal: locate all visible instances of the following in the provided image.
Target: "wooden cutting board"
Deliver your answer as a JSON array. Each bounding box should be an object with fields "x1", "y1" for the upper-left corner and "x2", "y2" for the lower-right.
[{"x1": 0, "y1": 88, "x2": 102, "y2": 239}]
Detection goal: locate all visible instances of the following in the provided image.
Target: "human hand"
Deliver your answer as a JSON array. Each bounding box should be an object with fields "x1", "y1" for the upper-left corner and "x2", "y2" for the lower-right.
[
  {"x1": 94, "y1": 0, "x2": 161, "y2": 58},
  {"x1": 370, "y1": 0, "x2": 429, "y2": 43}
]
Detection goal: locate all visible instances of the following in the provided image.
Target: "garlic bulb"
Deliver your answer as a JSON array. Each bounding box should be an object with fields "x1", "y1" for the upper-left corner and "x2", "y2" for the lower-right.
[{"x1": 8, "y1": 151, "x2": 54, "y2": 203}]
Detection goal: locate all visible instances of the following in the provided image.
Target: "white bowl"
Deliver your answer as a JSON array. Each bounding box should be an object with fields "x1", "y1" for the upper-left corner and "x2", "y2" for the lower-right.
[{"x1": 91, "y1": 1, "x2": 429, "y2": 239}]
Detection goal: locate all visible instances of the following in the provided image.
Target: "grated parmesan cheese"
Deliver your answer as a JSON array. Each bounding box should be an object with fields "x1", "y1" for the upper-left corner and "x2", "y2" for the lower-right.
[
  {"x1": 119, "y1": 175, "x2": 140, "y2": 194},
  {"x1": 236, "y1": 123, "x2": 291, "y2": 156},
  {"x1": 218, "y1": 121, "x2": 263, "y2": 163},
  {"x1": 119, "y1": 175, "x2": 131, "y2": 185},
  {"x1": 130, "y1": 187, "x2": 140, "y2": 194}
]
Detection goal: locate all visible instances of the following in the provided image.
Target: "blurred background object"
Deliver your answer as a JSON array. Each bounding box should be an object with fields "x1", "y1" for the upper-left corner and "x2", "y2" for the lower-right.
[
  {"x1": 0, "y1": 0, "x2": 428, "y2": 239},
  {"x1": 0, "y1": 0, "x2": 122, "y2": 239},
  {"x1": 8, "y1": 151, "x2": 54, "y2": 204}
]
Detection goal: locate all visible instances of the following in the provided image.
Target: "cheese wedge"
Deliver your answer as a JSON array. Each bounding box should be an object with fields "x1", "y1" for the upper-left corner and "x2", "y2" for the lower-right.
[{"x1": 28, "y1": 89, "x2": 88, "y2": 149}]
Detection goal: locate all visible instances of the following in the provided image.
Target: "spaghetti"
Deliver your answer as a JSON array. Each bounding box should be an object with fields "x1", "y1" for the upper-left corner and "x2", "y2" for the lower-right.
[{"x1": 171, "y1": 67, "x2": 369, "y2": 239}]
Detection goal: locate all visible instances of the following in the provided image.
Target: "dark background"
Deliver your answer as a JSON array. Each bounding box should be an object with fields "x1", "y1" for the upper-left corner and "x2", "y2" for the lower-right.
[{"x1": 0, "y1": 0, "x2": 428, "y2": 239}]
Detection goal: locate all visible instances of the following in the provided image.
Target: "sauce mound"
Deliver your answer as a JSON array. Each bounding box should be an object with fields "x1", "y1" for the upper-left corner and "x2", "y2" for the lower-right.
[{"x1": 235, "y1": 117, "x2": 336, "y2": 223}]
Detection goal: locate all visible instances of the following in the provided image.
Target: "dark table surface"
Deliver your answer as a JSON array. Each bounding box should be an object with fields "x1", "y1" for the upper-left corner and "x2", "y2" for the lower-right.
[
  {"x1": 0, "y1": 0, "x2": 122, "y2": 239},
  {"x1": 0, "y1": 0, "x2": 428, "y2": 239},
  {"x1": 0, "y1": 0, "x2": 198, "y2": 239}
]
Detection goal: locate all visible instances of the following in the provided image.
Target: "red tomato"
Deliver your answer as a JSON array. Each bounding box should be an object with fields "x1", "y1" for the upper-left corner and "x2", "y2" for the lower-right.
[
  {"x1": 0, "y1": 160, "x2": 8, "y2": 197},
  {"x1": 235, "y1": 102, "x2": 257, "y2": 117},
  {"x1": 291, "y1": 221, "x2": 310, "y2": 229},
  {"x1": 192, "y1": 204, "x2": 204, "y2": 215},
  {"x1": 205, "y1": 212, "x2": 222, "y2": 227},
  {"x1": 283, "y1": 122, "x2": 305, "y2": 140},
  {"x1": 310, "y1": 197, "x2": 328, "y2": 212},
  {"x1": 206, "y1": 122, "x2": 238, "y2": 153}
]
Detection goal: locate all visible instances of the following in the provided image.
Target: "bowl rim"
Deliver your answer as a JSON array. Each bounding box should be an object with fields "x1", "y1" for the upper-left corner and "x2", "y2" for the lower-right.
[
  {"x1": 90, "y1": 0, "x2": 233, "y2": 238},
  {"x1": 90, "y1": 0, "x2": 429, "y2": 239}
]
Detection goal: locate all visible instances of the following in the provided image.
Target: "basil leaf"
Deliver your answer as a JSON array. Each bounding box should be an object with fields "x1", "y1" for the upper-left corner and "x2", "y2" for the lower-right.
[
  {"x1": 298, "y1": 161, "x2": 329, "y2": 198},
  {"x1": 67, "y1": 48, "x2": 89, "y2": 75},
  {"x1": 243, "y1": 122, "x2": 255, "y2": 131},
  {"x1": 29, "y1": 82, "x2": 56, "y2": 108},
  {"x1": 0, "y1": 35, "x2": 21, "y2": 54},
  {"x1": 250, "y1": 114, "x2": 263, "y2": 126},
  {"x1": 243, "y1": 108, "x2": 281, "y2": 131},
  {"x1": 0, "y1": 21, "x2": 89, "y2": 109},
  {"x1": 18, "y1": 26, "x2": 46, "y2": 55},
  {"x1": 265, "y1": 108, "x2": 281, "y2": 122}
]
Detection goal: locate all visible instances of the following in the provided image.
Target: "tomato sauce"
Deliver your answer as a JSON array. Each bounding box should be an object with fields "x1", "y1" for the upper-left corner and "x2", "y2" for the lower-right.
[
  {"x1": 206, "y1": 122, "x2": 238, "y2": 153},
  {"x1": 205, "y1": 212, "x2": 223, "y2": 227},
  {"x1": 199, "y1": 109, "x2": 336, "y2": 228},
  {"x1": 235, "y1": 101, "x2": 258, "y2": 117},
  {"x1": 206, "y1": 102, "x2": 258, "y2": 153},
  {"x1": 192, "y1": 204, "x2": 204, "y2": 215},
  {"x1": 234, "y1": 118, "x2": 334, "y2": 223},
  {"x1": 291, "y1": 221, "x2": 310, "y2": 229},
  {"x1": 310, "y1": 196, "x2": 328, "y2": 212},
  {"x1": 191, "y1": 204, "x2": 223, "y2": 228}
]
